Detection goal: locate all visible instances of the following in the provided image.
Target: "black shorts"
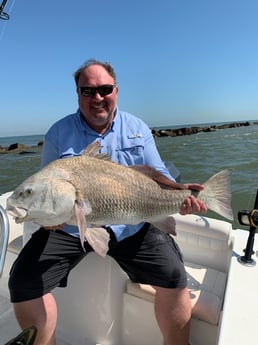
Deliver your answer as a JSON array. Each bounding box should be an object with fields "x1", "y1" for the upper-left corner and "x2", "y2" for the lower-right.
[{"x1": 9, "y1": 223, "x2": 187, "y2": 303}]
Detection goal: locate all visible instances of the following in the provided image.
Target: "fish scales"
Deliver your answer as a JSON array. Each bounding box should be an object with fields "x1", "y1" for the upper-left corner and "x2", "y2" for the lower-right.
[{"x1": 48, "y1": 155, "x2": 188, "y2": 224}]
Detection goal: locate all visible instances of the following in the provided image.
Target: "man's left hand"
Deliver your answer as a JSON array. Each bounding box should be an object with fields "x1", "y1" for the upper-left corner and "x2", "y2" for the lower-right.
[{"x1": 180, "y1": 184, "x2": 208, "y2": 215}]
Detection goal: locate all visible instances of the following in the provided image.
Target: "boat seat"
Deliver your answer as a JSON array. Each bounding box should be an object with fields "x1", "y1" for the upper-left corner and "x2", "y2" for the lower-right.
[
  {"x1": 125, "y1": 214, "x2": 232, "y2": 326},
  {"x1": 8, "y1": 236, "x2": 23, "y2": 254},
  {"x1": 123, "y1": 215, "x2": 233, "y2": 345},
  {"x1": 126, "y1": 262, "x2": 227, "y2": 325},
  {"x1": 7, "y1": 221, "x2": 39, "y2": 255}
]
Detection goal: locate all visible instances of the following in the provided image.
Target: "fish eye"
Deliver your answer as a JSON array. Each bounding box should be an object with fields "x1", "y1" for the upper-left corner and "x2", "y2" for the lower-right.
[{"x1": 25, "y1": 188, "x2": 33, "y2": 195}]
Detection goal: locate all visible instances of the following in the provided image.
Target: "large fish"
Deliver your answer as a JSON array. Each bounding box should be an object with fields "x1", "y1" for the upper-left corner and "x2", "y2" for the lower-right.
[{"x1": 6, "y1": 142, "x2": 233, "y2": 257}]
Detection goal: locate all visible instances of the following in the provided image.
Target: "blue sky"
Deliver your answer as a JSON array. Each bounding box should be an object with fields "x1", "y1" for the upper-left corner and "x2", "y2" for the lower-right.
[{"x1": 1, "y1": 0, "x2": 258, "y2": 136}]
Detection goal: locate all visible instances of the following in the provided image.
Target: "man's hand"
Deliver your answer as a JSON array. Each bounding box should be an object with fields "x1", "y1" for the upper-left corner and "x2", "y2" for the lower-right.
[{"x1": 180, "y1": 184, "x2": 208, "y2": 215}]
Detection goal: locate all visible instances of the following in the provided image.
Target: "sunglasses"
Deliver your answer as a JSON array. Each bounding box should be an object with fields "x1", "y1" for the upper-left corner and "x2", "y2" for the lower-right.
[{"x1": 79, "y1": 84, "x2": 116, "y2": 97}]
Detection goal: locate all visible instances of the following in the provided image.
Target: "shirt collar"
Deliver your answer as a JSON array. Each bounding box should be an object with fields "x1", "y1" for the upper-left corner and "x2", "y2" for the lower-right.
[{"x1": 77, "y1": 108, "x2": 118, "y2": 136}]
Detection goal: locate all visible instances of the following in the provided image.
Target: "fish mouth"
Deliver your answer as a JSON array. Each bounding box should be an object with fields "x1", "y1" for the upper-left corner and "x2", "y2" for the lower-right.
[{"x1": 6, "y1": 206, "x2": 28, "y2": 223}]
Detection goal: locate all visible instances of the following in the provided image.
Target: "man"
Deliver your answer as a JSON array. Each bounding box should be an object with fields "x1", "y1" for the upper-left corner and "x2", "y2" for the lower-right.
[{"x1": 9, "y1": 59, "x2": 207, "y2": 345}]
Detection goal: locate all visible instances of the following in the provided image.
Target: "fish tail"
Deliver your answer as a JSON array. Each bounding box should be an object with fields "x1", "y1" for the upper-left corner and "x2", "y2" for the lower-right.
[{"x1": 198, "y1": 169, "x2": 234, "y2": 220}]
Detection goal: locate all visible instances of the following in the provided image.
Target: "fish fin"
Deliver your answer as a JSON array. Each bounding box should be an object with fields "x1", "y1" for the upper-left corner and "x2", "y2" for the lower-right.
[
  {"x1": 74, "y1": 199, "x2": 110, "y2": 257},
  {"x1": 85, "y1": 227, "x2": 110, "y2": 257},
  {"x1": 152, "y1": 215, "x2": 177, "y2": 235},
  {"x1": 82, "y1": 141, "x2": 110, "y2": 160},
  {"x1": 130, "y1": 165, "x2": 185, "y2": 189},
  {"x1": 75, "y1": 199, "x2": 92, "y2": 251},
  {"x1": 82, "y1": 141, "x2": 101, "y2": 155},
  {"x1": 199, "y1": 169, "x2": 234, "y2": 220},
  {"x1": 75, "y1": 197, "x2": 92, "y2": 214}
]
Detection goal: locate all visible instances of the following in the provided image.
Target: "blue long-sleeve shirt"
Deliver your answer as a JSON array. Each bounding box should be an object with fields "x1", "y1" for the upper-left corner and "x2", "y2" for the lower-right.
[{"x1": 41, "y1": 108, "x2": 175, "y2": 241}]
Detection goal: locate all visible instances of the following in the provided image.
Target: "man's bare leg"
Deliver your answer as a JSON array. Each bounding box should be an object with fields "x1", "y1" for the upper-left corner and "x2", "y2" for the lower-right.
[
  {"x1": 153, "y1": 286, "x2": 191, "y2": 345},
  {"x1": 13, "y1": 293, "x2": 57, "y2": 345}
]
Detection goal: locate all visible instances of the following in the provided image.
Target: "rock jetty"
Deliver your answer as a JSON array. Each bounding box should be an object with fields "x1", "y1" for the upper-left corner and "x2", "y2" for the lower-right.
[
  {"x1": 0, "y1": 141, "x2": 43, "y2": 154},
  {"x1": 151, "y1": 121, "x2": 257, "y2": 137}
]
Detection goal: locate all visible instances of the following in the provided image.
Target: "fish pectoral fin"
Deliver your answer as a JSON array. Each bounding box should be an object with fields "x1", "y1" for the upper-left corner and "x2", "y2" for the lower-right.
[
  {"x1": 75, "y1": 196, "x2": 92, "y2": 215},
  {"x1": 74, "y1": 199, "x2": 109, "y2": 256},
  {"x1": 75, "y1": 199, "x2": 92, "y2": 251},
  {"x1": 152, "y1": 215, "x2": 177, "y2": 236},
  {"x1": 86, "y1": 227, "x2": 110, "y2": 257}
]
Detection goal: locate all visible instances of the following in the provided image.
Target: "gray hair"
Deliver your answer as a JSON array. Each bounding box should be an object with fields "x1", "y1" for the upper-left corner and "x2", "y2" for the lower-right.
[{"x1": 73, "y1": 59, "x2": 117, "y2": 86}]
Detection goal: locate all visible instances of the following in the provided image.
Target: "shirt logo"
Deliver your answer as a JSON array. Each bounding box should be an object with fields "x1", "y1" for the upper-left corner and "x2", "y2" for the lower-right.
[{"x1": 128, "y1": 133, "x2": 142, "y2": 139}]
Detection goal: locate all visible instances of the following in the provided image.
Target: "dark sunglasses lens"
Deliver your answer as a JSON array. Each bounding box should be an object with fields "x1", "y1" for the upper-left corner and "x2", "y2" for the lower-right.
[
  {"x1": 80, "y1": 85, "x2": 115, "y2": 97},
  {"x1": 80, "y1": 87, "x2": 94, "y2": 96},
  {"x1": 98, "y1": 85, "x2": 114, "y2": 96}
]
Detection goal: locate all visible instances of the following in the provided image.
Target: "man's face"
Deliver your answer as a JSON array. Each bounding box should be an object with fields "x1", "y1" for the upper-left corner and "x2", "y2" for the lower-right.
[{"x1": 77, "y1": 65, "x2": 118, "y2": 132}]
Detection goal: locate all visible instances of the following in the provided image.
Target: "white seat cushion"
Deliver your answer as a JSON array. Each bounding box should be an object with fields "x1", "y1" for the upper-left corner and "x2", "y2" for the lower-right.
[
  {"x1": 126, "y1": 262, "x2": 227, "y2": 325},
  {"x1": 186, "y1": 262, "x2": 226, "y2": 324}
]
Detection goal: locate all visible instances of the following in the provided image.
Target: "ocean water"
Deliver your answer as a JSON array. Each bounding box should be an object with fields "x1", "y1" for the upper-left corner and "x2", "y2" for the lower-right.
[
  {"x1": 1, "y1": 126, "x2": 258, "y2": 230},
  {"x1": 0, "y1": 135, "x2": 43, "y2": 197}
]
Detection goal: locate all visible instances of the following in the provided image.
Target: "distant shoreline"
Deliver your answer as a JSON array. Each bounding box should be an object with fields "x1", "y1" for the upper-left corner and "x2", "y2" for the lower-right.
[
  {"x1": 0, "y1": 120, "x2": 257, "y2": 153},
  {"x1": 151, "y1": 120, "x2": 258, "y2": 137}
]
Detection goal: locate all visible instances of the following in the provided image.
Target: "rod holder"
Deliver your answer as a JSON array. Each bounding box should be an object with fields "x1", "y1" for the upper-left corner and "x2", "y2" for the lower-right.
[{"x1": 237, "y1": 190, "x2": 258, "y2": 266}]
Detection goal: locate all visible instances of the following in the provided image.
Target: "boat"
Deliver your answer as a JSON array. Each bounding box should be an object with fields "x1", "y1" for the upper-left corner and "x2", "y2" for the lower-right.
[{"x1": 1, "y1": 190, "x2": 258, "y2": 345}]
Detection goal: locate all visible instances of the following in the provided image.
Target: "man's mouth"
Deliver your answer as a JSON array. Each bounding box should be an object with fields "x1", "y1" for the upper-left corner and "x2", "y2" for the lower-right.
[{"x1": 91, "y1": 101, "x2": 106, "y2": 110}]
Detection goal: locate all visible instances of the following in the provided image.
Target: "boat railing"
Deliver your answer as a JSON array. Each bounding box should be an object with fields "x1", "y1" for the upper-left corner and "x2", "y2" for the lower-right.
[{"x1": 0, "y1": 205, "x2": 9, "y2": 277}]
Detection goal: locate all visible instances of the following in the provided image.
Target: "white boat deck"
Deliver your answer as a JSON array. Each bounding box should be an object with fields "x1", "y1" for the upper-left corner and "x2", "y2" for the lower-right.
[{"x1": 217, "y1": 229, "x2": 258, "y2": 345}]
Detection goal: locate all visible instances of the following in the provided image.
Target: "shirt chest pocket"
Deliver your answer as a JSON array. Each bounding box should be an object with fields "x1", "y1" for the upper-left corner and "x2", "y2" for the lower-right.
[{"x1": 117, "y1": 136, "x2": 145, "y2": 165}]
